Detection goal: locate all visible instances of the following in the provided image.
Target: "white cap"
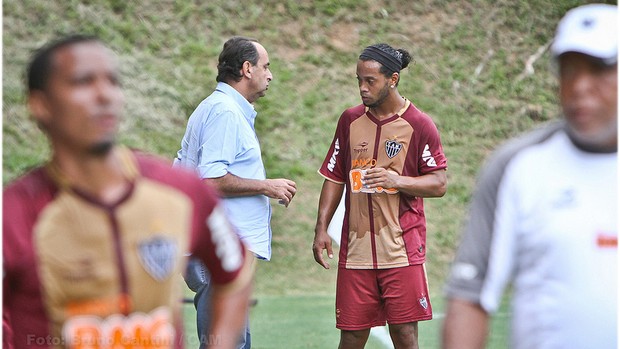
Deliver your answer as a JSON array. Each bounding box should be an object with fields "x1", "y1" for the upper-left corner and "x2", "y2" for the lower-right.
[{"x1": 551, "y1": 4, "x2": 617, "y2": 65}]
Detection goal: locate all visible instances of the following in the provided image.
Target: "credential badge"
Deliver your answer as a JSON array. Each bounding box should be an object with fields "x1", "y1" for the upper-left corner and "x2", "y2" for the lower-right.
[
  {"x1": 138, "y1": 236, "x2": 177, "y2": 282},
  {"x1": 385, "y1": 139, "x2": 403, "y2": 158}
]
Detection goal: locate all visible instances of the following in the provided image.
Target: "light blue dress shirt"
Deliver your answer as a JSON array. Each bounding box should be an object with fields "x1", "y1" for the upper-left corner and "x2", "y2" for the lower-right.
[{"x1": 174, "y1": 82, "x2": 272, "y2": 260}]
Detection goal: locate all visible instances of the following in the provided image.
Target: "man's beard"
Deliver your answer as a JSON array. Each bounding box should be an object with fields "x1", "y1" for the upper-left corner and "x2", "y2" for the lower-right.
[
  {"x1": 89, "y1": 140, "x2": 114, "y2": 156},
  {"x1": 565, "y1": 117, "x2": 618, "y2": 152},
  {"x1": 363, "y1": 83, "x2": 390, "y2": 109}
]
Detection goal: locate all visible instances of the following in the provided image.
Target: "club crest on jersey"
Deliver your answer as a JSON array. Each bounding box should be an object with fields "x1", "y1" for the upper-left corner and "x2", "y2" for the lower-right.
[
  {"x1": 138, "y1": 237, "x2": 177, "y2": 282},
  {"x1": 385, "y1": 138, "x2": 402, "y2": 158}
]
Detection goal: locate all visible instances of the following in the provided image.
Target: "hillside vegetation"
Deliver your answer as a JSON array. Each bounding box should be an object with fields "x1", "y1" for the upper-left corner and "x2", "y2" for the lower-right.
[{"x1": 3, "y1": 0, "x2": 612, "y2": 297}]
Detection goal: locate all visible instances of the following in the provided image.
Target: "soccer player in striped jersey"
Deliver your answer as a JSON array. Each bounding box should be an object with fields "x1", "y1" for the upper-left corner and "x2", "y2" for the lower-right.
[{"x1": 313, "y1": 43, "x2": 448, "y2": 349}]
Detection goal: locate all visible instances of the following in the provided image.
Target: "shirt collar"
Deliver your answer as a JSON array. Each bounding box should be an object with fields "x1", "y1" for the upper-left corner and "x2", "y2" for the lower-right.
[{"x1": 215, "y1": 82, "x2": 257, "y2": 126}]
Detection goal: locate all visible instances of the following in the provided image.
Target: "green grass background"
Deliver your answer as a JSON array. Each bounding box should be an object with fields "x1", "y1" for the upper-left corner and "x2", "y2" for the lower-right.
[
  {"x1": 4, "y1": 0, "x2": 614, "y2": 348},
  {"x1": 180, "y1": 289, "x2": 512, "y2": 348}
]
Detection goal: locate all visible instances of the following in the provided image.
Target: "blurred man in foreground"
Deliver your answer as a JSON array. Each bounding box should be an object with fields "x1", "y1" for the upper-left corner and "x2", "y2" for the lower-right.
[
  {"x1": 3, "y1": 34, "x2": 253, "y2": 349},
  {"x1": 442, "y1": 4, "x2": 617, "y2": 349}
]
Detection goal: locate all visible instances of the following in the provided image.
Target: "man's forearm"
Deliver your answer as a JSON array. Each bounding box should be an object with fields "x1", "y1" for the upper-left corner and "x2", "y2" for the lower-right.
[
  {"x1": 207, "y1": 282, "x2": 253, "y2": 349},
  {"x1": 442, "y1": 298, "x2": 489, "y2": 349},
  {"x1": 314, "y1": 180, "x2": 345, "y2": 233},
  {"x1": 204, "y1": 173, "x2": 265, "y2": 197},
  {"x1": 395, "y1": 170, "x2": 447, "y2": 198}
]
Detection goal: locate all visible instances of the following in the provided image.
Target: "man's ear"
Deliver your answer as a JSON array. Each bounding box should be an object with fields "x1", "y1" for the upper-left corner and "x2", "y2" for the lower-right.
[
  {"x1": 391, "y1": 72, "x2": 400, "y2": 87},
  {"x1": 28, "y1": 90, "x2": 52, "y2": 126},
  {"x1": 242, "y1": 60, "x2": 252, "y2": 79}
]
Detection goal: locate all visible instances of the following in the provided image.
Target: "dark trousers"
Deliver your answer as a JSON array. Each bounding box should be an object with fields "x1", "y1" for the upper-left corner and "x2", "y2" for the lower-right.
[{"x1": 184, "y1": 257, "x2": 251, "y2": 349}]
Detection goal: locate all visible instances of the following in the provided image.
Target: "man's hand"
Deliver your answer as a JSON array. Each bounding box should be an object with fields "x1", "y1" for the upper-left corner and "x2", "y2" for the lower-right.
[
  {"x1": 312, "y1": 230, "x2": 334, "y2": 269},
  {"x1": 362, "y1": 168, "x2": 447, "y2": 198},
  {"x1": 204, "y1": 174, "x2": 298, "y2": 203},
  {"x1": 263, "y1": 178, "x2": 297, "y2": 207},
  {"x1": 362, "y1": 167, "x2": 399, "y2": 190}
]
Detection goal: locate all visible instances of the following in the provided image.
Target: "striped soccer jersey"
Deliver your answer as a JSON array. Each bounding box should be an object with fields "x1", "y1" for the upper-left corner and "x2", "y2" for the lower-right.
[
  {"x1": 3, "y1": 147, "x2": 252, "y2": 349},
  {"x1": 444, "y1": 122, "x2": 618, "y2": 349},
  {"x1": 319, "y1": 99, "x2": 447, "y2": 269}
]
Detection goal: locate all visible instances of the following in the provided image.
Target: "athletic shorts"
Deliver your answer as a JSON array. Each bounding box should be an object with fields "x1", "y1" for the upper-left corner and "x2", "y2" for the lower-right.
[{"x1": 335, "y1": 264, "x2": 432, "y2": 330}]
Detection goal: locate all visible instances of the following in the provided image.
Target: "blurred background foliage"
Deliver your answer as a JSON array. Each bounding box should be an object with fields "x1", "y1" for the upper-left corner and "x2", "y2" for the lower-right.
[{"x1": 3, "y1": 0, "x2": 612, "y2": 305}]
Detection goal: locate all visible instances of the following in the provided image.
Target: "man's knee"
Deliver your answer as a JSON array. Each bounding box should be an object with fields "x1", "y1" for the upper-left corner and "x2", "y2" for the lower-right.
[
  {"x1": 389, "y1": 322, "x2": 419, "y2": 348},
  {"x1": 339, "y1": 329, "x2": 370, "y2": 349},
  {"x1": 390, "y1": 322, "x2": 417, "y2": 333}
]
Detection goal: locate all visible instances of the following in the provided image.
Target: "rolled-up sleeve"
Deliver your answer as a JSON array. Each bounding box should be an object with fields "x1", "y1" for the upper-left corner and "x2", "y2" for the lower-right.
[{"x1": 196, "y1": 109, "x2": 239, "y2": 179}]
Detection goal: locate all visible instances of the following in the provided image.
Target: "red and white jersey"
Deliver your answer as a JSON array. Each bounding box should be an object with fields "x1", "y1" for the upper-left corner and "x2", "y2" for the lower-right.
[
  {"x1": 3, "y1": 147, "x2": 252, "y2": 349},
  {"x1": 319, "y1": 100, "x2": 447, "y2": 269}
]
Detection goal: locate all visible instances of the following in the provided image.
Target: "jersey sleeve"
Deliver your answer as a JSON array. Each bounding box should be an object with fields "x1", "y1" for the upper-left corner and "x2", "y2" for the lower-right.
[
  {"x1": 188, "y1": 183, "x2": 252, "y2": 289},
  {"x1": 3, "y1": 193, "x2": 17, "y2": 349},
  {"x1": 318, "y1": 112, "x2": 349, "y2": 183},
  {"x1": 2, "y1": 169, "x2": 57, "y2": 348},
  {"x1": 416, "y1": 115, "x2": 447, "y2": 174},
  {"x1": 3, "y1": 309, "x2": 14, "y2": 349}
]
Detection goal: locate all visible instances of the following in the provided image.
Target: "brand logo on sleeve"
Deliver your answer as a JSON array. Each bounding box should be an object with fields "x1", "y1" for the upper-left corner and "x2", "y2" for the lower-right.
[
  {"x1": 421, "y1": 144, "x2": 437, "y2": 167},
  {"x1": 327, "y1": 138, "x2": 340, "y2": 172}
]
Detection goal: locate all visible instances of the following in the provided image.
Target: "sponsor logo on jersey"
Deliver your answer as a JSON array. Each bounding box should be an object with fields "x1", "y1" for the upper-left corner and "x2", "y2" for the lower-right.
[
  {"x1": 421, "y1": 144, "x2": 437, "y2": 167},
  {"x1": 60, "y1": 257, "x2": 97, "y2": 283},
  {"x1": 138, "y1": 237, "x2": 177, "y2": 282},
  {"x1": 349, "y1": 169, "x2": 398, "y2": 194},
  {"x1": 327, "y1": 138, "x2": 340, "y2": 172},
  {"x1": 62, "y1": 307, "x2": 174, "y2": 349},
  {"x1": 597, "y1": 231, "x2": 618, "y2": 248},
  {"x1": 65, "y1": 295, "x2": 129, "y2": 318},
  {"x1": 385, "y1": 139, "x2": 403, "y2": 158},
  {"x1": 552, "y1": 188, "x2": 575, "y2": 208},
  {"x1": 351, "y1": 158, "x2": 377, "y2": 168},
  {"x1": 353, "y1": 141, "x2": 369, "y2": 154}
]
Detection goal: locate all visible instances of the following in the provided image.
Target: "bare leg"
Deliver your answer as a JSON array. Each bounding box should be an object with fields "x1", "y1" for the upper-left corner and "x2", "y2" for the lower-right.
[
  {"x1": 339, "y1": 329, "x2": 371, "y2": 349},
  {"x1": 388, "y1": 322, "x2": 418, "y2": 349}
]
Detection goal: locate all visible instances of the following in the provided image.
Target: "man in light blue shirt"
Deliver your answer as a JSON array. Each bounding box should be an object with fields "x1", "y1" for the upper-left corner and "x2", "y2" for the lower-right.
[{"x1": 174, "y1": 36, "x2": 297, "y2": 349}]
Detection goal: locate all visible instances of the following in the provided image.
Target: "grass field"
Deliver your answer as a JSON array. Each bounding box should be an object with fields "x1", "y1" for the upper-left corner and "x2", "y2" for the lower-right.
[
  {"x1": 3, "y1": 0, "x2": 612, "y2": 348},
  {"x1": 181, "y1": 291, "x2": 512, "y2": 349}
]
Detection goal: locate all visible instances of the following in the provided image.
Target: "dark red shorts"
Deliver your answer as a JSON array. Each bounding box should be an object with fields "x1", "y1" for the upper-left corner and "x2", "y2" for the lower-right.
[{"x1": 335, "y1": 264, "x2": 432, "y2": 330}]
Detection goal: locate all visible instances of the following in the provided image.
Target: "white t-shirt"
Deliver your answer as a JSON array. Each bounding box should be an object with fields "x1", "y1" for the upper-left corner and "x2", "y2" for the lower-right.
[{"x1": 445, "y1": 122, "x2": 617, "y2": 349}]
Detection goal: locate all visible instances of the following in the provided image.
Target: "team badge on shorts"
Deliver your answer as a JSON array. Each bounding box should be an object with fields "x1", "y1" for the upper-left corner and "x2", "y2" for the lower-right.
[
  {"x1": 419, "y1": 296, "x2": 428, "y2": 310},
  {"x1": 138, "y1": 236, "x2": 177, "y2": 282},
  {"x1": 385, "y1": 139, "x2": 402, "y2": 158}
]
